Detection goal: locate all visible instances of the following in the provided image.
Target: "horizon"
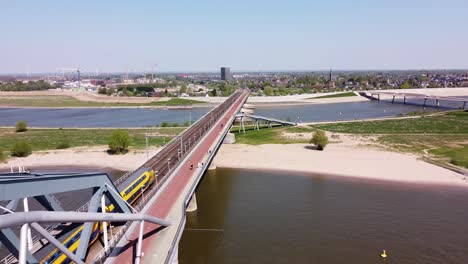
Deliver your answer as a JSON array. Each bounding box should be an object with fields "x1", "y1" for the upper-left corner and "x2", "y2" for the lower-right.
[
  {"x1": 2, "y1": 68, "x2": 468, "y2": 76},
  {"x1": 2, "y1": 0, "x2": 468, "y2": 73}
]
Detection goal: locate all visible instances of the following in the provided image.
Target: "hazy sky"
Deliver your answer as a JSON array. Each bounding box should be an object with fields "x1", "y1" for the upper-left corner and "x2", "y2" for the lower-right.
[{"x1": 1, "y1": 0, "x2": 468, "y2": 73}]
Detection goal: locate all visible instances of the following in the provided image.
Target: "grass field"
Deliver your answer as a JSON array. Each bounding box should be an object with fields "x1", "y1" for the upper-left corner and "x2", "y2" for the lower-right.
[
  {"x1": 313, "y1": 111, "x2": 468, "y2": 134},
  {"x1": 313, "y1": 111, "x2": 468, "y2": 168},
  {"x1": 0, "y1": 96, "x2": 205, "y2": 107},
  {"x1": 310, "y1": 92, "x2": 357, "y2": 99},
  {"x1": 231, "y1": 125, "x2": 314, "y2": 145},
  {"x1": 0, "y1": 127, "x2": 185, "y2": 155}
]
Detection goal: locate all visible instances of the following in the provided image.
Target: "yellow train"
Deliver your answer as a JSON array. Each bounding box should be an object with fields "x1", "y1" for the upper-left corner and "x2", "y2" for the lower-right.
[{"x1": 41, "y1": 169, "x2": 155, "y2": 264}]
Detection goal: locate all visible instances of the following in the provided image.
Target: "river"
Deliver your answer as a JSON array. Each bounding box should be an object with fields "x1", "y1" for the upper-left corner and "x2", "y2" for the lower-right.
[
  {"x1": 0, "y1": 100, "x2": 448, "y2": 127},
  {"x1": 179, "y1": 168, "x2": 468, "y2": 264}
]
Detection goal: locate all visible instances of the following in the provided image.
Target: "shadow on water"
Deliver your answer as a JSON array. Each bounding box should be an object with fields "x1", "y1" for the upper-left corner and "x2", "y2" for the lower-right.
[{"x1": 180, "y1": 168, "x2": 468, "y2": 264}]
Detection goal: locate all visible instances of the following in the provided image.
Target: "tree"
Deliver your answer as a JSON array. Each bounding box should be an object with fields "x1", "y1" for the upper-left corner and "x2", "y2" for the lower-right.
[
  {"x1": 180, "y1": 84, "x2": 188, "y2": 94},
  {"x1": 400, "y1": 81, "x2": 411, "y2": 89},
  {"x1": 310, "y1": 130, "x2": 329, "y2": 151},
  {"x1": 108, "y1": 130, "x2": 131, "y2": 154},
  {"x1": 11, "y1": 141, "x2": 32, "y2": 157},
  {"x1": 98, "y1": 88, "x2": 107, "y2": 95},
  {"x1": 15, "y1": 121, "x2": 27, "y2": 132},
  {"x1": 264, "y1": 86, "x2": 273, "y2": 96}
]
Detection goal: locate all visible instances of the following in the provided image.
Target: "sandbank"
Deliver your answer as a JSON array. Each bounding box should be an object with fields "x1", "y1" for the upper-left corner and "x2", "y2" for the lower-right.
[
  {"x1": 213, "y1": 141, "x2": 468, "y2": 187},
  {"x1": 0, "y1": 146, "x2": 155, "y2": 173}
]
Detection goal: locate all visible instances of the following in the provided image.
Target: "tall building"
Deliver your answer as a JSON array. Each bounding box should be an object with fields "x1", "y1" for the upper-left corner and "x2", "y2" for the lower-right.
[
  {"x1": 328, "y1": 69, "x2": 335, "y2": 88},
  {"x1": 221, "y1": 67, "x2": 231, "y2": 81}
]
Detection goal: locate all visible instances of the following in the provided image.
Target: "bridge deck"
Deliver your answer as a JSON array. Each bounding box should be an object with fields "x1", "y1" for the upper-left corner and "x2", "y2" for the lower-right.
[
  {"x1": 105, "y1": 91, "x2": 249, "y2": 264},
  {"x1": 368, "y1": 91, "x2": 468, "y2": 102}
]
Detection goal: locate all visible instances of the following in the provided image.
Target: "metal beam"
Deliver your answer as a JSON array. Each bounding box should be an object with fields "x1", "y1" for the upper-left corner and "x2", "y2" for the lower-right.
[
  {"x1": 6, "y1": 199, "x2": 19, "y2": 212},
  {"x1": 76, "y1": 187, "x2": 102, "y2": 260},
  {"x1": 34, "y1": 194, "x2": 63, "y2": 211},
  {"x1": 0, "y1": 229, "x2": 37, "y2": 263},
  {"x1": 0, "y1": 211, "x2": 171, "y2": 229},
  {"x1": 104, "y1": 185, "x2": 132, "y2": 214},
  {"x1": 30, "y1": 222, "x2": 84, "y2": 264},
  {"x1": 0, "y1": 173, "x2": 117, "y2": 201}
]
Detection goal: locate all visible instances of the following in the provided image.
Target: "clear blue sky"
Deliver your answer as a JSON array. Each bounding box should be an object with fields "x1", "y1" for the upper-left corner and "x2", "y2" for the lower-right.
[{"x1": 1, "y1": 0, "x2": 468, "y2": 73}]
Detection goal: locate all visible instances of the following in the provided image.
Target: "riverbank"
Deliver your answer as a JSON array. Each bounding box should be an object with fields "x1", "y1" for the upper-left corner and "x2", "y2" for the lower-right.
[
  {"x1": 0, "y1": 90, "x2": 208, "y2": 108},
  {"x1": 0, "y1": 146, "x2": 152, "y2": 172},
  {"x1": 213, "y1": 142, "x2": 467, "y2": 187}
]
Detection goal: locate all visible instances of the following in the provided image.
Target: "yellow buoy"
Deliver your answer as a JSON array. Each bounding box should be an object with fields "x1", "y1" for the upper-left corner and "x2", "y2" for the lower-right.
[{"x1": 380, "y1": 250, "x2": 388, "y2": 258}]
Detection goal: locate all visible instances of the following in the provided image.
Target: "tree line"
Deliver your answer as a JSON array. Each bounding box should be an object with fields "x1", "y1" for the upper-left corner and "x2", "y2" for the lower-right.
[{"x1": 0, "y1": 80, "x2": 53, "y2": 91}]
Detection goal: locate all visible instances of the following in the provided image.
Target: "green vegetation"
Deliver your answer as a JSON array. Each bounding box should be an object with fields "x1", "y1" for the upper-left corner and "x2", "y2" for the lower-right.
[
  {"x1": 429, "y1": 146, "x2": 468, "y2": 168},
  {"x1": 0, "y1": 80, "x2": 52, "y2": 91},
  {"x1": 232, "y1": 126, "x2": 314, "y2": 145},
  {"x1": 0, "y1": 150, "x2": 5, "y2": 162},
  {"x1": 313, "y1": 111, "x2": 468, "y2": 134},
  {"x1": 108, "y1": 130, "x2": 131, "y2": 154},
  {"x1": 0, "y1": 96, "x2": 205, "y2": 108},
  {"x1": 397, "y1": 110, "x2": 435, "y2": 117},
  {"x1": 310, "y1": 130, "x2": 329, "y2": 150},
  {"x1": 15, "y1": 121, "x2": 28, "y2": 132},
  {"x1": 0, "y1": 127, "x2": 184, "y2": 155},
  {"x1": 313, "y1": 111, "x2": 468, "y2": 168},
  {"x1": 310, "y1": 92, "x2": 357, "y2": 99},
  {"x1": 56, "y1": 142, "x2": 71, "y2": 149},
  {"x1": 11, "y1": 141, "x2": 32, "y2": 157}
]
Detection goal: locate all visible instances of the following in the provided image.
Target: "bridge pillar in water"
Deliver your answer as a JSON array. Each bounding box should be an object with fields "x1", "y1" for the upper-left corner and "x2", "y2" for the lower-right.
[
  {"x1": 423, "y1": 98, "x2": 427, "y2": 107},
  {"x1": 208, "y1": 162, "x2": 217, "y2": 170},
  {"x1": 463, "y1": 101, "x2": 466, "y2": 110},
  {"x1": 392, "y1": 95, "x2": 395, "y2": 104},
  {"x1": 403, "y1": 96, "x2": 407, "y2": 104},
  {"x1": 187, "y1": 193, "x2": 197, "y2": 212},
  {"x1": 377, "y1": 94, "x2": 380, "y2": 101},
  {"x1": 436, "y1": 99, "x2": 440, "y2": 108}
]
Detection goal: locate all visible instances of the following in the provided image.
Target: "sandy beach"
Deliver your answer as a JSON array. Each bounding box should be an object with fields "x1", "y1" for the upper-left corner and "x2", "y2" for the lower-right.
[
  {"x1": 0, "y1": 146, "x2": 156, "y2": 173},
  {"x1": 3, "y1": 133, "x2": 465, "y2": 187},
  {"x1": 213, "y1": 138, "x2": 468, "y2": 188}
]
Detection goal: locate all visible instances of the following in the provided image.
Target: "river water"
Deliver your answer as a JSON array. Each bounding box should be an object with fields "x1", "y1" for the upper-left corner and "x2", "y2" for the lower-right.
[
  {"x1": 254, "y1": 99, "x2": 459, "y2": 123},
  {"x1": 179, "y1": 168, "x2": 468, "y2": 264},
  {"x1": 0, "y1": 100, "x2": 447, "y2": 127}
]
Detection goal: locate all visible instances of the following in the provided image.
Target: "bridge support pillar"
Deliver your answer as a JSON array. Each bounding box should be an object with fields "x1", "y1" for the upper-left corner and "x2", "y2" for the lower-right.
[
  {"x1": 436, "y1": 99, "x2": 440, "y2": 108},
  {"x1": 463, "y1": 101, "x2": 466, "y2": 110},
  {"x1": 186, "y1": 193, "x2": 197, "y2": 212},
  {"x1": 377, "y1": 94, "x2": 380, "y2": 101},
  {"x1": 423, "y1": 98, "x2": 427, "y2": 107},
  {"x1": 392, "y1": 95, "x2": 395, "y2": 104},
  {"x1": 403, "y1": 96, "x2": 406, "y2": 104},
  {"x1": 208, "y1": 162, "x2": 216, "y2": 170}
]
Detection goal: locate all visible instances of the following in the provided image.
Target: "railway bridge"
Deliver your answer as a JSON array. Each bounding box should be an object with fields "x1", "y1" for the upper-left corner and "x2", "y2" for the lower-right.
[{"x1": 0, "y1": 90, "x2": 250, "y2": 264}]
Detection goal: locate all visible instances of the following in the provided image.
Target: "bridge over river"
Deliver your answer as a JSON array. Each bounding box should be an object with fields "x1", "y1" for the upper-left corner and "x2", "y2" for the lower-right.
[{"x1": 0, "y1": 90, "x2": 250, "y2": 264}]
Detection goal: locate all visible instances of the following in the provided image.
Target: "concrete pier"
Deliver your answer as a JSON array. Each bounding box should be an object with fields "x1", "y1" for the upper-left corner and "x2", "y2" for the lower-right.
[{"x1": 186, "y1": 194, "x2": 197, "y2": 212}]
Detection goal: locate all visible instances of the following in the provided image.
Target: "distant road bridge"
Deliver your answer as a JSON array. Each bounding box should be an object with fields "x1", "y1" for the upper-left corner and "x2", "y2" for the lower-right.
[{"x1": 362, "y1": 91, "x2": 467, "y2": 109}]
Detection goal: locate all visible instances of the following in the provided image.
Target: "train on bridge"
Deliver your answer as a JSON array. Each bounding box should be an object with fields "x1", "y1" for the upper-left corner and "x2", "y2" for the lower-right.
[{"x1": 41, "y1": 168, "x2": 156, "y2": 264}]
